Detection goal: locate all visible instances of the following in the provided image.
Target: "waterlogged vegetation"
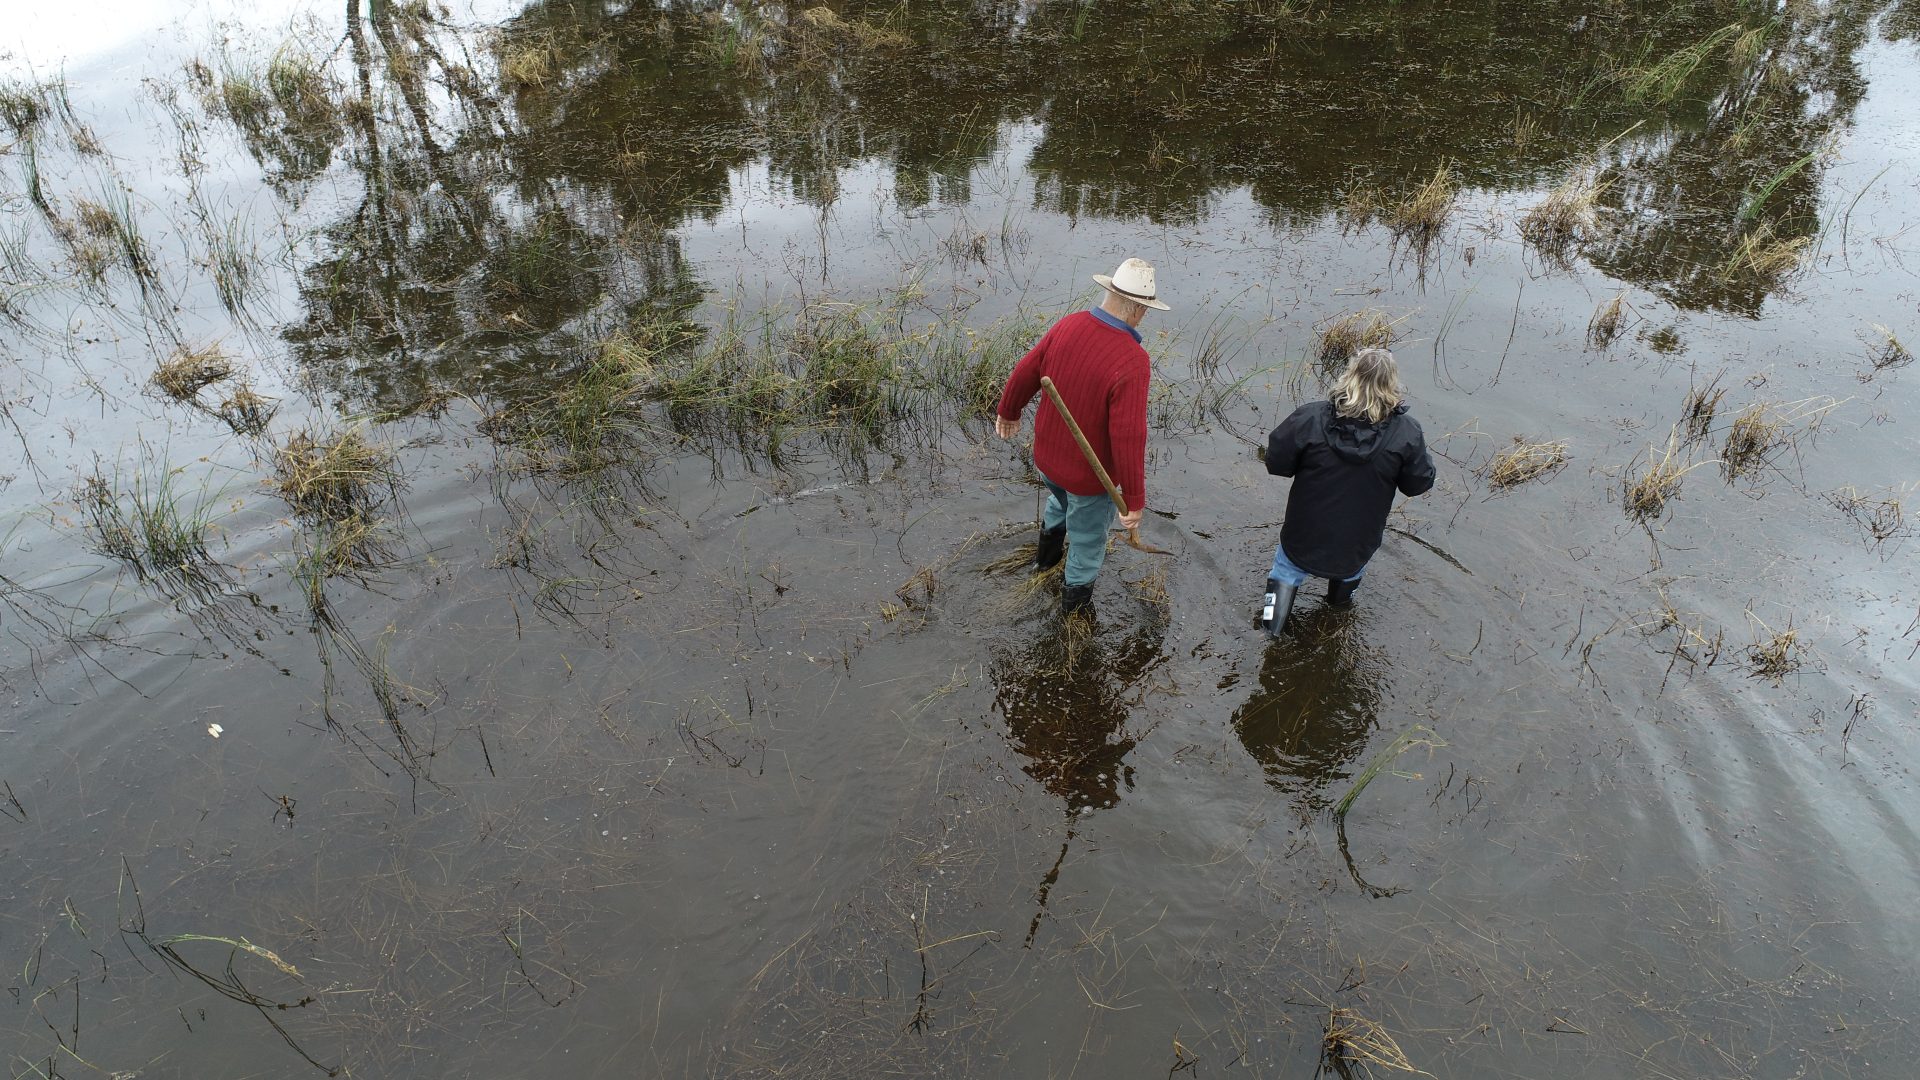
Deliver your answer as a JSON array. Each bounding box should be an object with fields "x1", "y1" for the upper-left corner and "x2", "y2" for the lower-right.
[{"x1": 3, "y1": 0, "x2": 1920, "y2": 1075}]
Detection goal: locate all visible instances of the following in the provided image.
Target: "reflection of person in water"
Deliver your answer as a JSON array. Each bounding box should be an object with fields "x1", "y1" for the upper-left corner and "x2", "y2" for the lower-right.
[
  {"x1": 1229, "y1": 611, "x2": 1386, "y2": 813},
  {"x1": 990, "y1": 622, "x2": 1167, "y2": 944},
  {"x1": 989, "y1": 626, "x2": 1166, "y2": 814}
]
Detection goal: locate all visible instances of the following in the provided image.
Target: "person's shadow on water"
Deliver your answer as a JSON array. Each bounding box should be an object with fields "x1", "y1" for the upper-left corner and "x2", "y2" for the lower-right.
[{"x1": 988, "y1": 619, "x2": 1168, "y2": 944}]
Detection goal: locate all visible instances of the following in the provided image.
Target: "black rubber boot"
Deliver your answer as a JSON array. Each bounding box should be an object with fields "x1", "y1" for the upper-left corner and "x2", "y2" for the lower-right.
[
  {"x1": 1326, "y1": 576, "x2": 1361, "y2": 608},
  {"x1": 1034, "y1": 525, "x2": 1067, "y2": 572},
  {"x1": 1061, "y1": 583, "x2": 1095, "y2": 617},
  {"x1": 1262, "y1": 578, "x2": 1299, "y2": 637}
]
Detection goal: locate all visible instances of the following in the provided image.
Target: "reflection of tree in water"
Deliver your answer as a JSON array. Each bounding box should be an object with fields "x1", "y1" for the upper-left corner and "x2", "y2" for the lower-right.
[
  {"x1": 186, "y1": 0, "x2": 1912, "y2": 412},
  {"x1": 1229, "y1": 610, "x2": 1389, "y2": 817},
  {"x1": 1588, "y1": 0, "x2": 1896, "y2": 314}
]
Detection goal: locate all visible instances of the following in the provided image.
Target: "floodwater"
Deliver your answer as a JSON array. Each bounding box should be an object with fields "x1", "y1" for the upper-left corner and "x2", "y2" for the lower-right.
[{"x1": 3, "y1": 1, "x2": 1919, "y2": 1076}]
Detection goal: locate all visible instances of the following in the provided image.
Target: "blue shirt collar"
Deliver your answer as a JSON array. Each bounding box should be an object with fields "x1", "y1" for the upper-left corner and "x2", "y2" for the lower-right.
[{"x1": 1089, "y1": 306, "x2": 1142, "y2": 343}]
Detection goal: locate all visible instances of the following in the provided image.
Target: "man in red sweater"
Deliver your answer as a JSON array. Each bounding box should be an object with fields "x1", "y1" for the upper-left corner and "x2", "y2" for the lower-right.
[{"x1": 995, "y1": 258, "x2": 1165, "y2": 616}]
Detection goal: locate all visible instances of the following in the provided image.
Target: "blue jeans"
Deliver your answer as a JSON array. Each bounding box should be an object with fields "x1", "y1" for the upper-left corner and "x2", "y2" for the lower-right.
[
  {"x1": 1040, "y1": 470, "x2": 1115, "y2": 587},
  {"x1": 1268, "y1": 544, "x2": 1364, "y2": 588}
]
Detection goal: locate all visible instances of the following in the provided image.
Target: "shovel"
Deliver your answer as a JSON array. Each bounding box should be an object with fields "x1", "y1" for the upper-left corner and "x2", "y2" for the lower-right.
[{"x1": 1038, "y1": 376, "x2": 1173, "y2": 556}]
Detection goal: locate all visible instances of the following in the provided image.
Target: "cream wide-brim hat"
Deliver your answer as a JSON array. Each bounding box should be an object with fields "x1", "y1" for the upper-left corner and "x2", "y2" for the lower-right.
[{"x1": 1092, "y1": 257, "x2": 1170, "y2": 311}]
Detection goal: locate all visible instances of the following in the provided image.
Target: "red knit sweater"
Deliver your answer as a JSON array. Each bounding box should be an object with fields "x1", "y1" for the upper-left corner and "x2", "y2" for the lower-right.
[{"x1": 997, "y1": 311, "x2": 1151, "y2": 512}]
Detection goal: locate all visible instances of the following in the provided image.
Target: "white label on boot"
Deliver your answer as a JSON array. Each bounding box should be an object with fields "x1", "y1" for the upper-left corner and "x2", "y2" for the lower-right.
[{"x1": 1261, "y1": 593, "x2": 1276, "y2": 622}]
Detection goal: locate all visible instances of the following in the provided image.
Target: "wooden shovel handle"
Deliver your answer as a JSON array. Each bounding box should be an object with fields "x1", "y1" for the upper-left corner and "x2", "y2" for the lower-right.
[{"x1": 1038, "y1": 376, "x2": 1130, "y2": 517}]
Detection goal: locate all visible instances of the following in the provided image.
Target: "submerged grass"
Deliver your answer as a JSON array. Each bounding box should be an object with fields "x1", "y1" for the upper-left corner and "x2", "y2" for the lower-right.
[
  {"x1": 1333, "y1": 726, "x2": 1443, "y2": 824},
  {"x1": 1586, "y1": 293, "x2": 1632, "y2": 350},
  {"x1": 77, "y1": 457, "x2": 223, "y2": 583},
  {"x1": 1826, "y1": 485, "x2": 1908, "y2": 547},
  {"x1": 1864, "y1": 324, "x2": 1911, "y2": 372},
  {"x1": 1680, "y1": 372, "x2": 1728, "y2": 444},
  {"x1": 1622, "y1": 23, "x2": 1744, "y2": 104},
  {"x1": 483, "y1": 299, "x2": 1045, "y2": 477}
]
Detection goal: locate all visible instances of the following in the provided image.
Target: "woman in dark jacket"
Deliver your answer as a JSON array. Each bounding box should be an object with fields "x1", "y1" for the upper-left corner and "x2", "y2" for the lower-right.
[{"x1": 1261, "y1": 348, "x2": 1436, "y2": 635}]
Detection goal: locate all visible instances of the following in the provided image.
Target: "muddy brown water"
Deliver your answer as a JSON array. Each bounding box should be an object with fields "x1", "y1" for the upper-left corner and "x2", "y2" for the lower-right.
[{"x1": 4, "y1": 1, "x2": 1919, "y2": 1076}]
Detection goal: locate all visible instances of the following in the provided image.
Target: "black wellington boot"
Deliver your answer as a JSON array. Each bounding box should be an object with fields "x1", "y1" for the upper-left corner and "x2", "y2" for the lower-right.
[
  {"x1": 1061, "y1": 583, "x2": 1095, "y2": 617},
  {"x1": 1034, "y1": 525, "x2": 1067, "y2": 572},
  {"x1": 1262, "y1": 578, "x2": 1299, "y2": 637},
  {"x1": 1325, "y1": 576, "x2": 1362, "y2": 608}
]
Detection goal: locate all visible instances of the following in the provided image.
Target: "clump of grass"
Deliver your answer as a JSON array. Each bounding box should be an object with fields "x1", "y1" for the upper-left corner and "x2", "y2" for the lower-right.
[
  {"x1": 1719, "y1": 402, "x2": 1787, "y2": 482},
  {"x1": 1511, "y1": 109, "x2": 1542, "y2": 153},
  {"x1": 0, "y1": 75, "x2": 71, "y2": 138},
  {"x1": 73, "y1": 200, "x2": 118, "y2": 240},
  {"x1": 1679, "y1": 372, "x2": 1727, "y2": 444},
  {"x1": 793, "y1": 307, "x2": 910, "y2": 441},
  {"x1": 1382, "y1": 161, "x2": 1455, "y2": 246},
  {"x1": 1333, "y1": 725, "x2": 1442, "y2": 823},
  {"x1": 1586, "y1": 293, "x2": 1631, "y2": 350},
  {"x1": 1717, "y1": 221, "x2": 1811, "y2": 285},
  {"x1": 1864, "y1": 324, "x2": 1911, "y2": 372},
  {"x1": 77, "y1": 460, "x2": 222, "y2": 582},
  {"x1": 1519, "y1": 170, "x2": 1608, "y2": 254},
  {"x1": 216, "y1": 383, "x2": 277, "y2": 438},
  {"x1": 273, "y1": 426, "x2": 399, "y2": 523},
  {"x1": 1339, "y1": 181, "x2": 1380, "y2": 233},
  {"x1": 153, "y1": 345, "x2": 235, "y2": 401},
  {"x1": 1486, "y1": 438, "x2": 1569, "y2": 490},
  {"x1": 266, "y1": 43, "x2": 337, "y2": 131},
  {"x1": 206, "y1": 216, "x2": 257, "y2": 319},
  {"x1": 1742, "y1": 617, "x2": 1806, "y2": 683},
  {"x1": 1125, "y1": 562, "x2": 1171, "y2": 612},
  {"x1": 791, "y1": 6, "x2": 911, "y2": 55},
  {"x1": 1622, "y1": 430, "x2": 1710, "y2": 524},
  {"x1": 1322, "y1": 1006, "x2": 1422, "y2": 1076},
  {"x1": 1315, "y1": 309, "x2": 1400, "y2": 370},
  {"x1": 1622, "y1": 23, "x2": 1744, "y2": 104},
  {"x1": 979, "y1": 542, "x2": 1041, "y2": 576},
  {"x1": 496, "y1": 31, "x2": 556, "y2": 88},
  {"x1": 1826, "y1": 485, "x2": 1907, "y2": 547}
]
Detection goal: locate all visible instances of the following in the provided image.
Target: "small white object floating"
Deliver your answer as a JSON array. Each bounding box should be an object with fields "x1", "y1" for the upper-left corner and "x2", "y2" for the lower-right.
[{"x1": 207, "y1": 723, "x2": 223, "y2": 738}]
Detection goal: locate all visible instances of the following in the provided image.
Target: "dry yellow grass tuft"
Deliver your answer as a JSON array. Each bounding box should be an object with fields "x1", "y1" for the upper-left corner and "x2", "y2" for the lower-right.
[
  {"x1": 1487, "y1": 437, "x2": 1569, "y2": 489},
  {"x1": 152, "y1": 345, "x2": 234, "y2": 401},
  {"x1": 1383, "y1": 161, "x2": 1456, "y2": 245},
  {"x1": 273, "y1": 426, "x2": 398, "y2": 523},
  {"x1": 1622, "y1": 430, "x2": 1711, "y2": 525},
  {"x1": 1743, "y1": 617, "x2": 1807, "y2": 683},
  {"x1": 1315, "y1": 309, "x2": 1402, "y2": 368},
  {"x1": 1323, "y1": 1006, "x2": 1423, "y2": 1075},
  {"x1": 1520, "y1": 170, "x2": 1608, "y2": 254}
]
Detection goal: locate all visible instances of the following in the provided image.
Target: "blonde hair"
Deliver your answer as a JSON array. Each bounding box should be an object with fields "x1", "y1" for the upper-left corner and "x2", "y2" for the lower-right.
[{"x1": 1330, "y1": 347, "x2": 1403, "y2": 425}]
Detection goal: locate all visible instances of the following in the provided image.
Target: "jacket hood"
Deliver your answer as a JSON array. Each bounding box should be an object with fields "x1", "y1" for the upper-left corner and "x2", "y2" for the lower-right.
[{"x1": 1326, "y1": 402, "x2": 1409, "y2": 463}]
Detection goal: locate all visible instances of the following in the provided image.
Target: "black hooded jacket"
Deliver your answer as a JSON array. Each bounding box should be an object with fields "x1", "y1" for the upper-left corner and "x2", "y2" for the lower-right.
[{"x1": 1265, "y1": 400, "x2": 1436, "y2": 579}]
